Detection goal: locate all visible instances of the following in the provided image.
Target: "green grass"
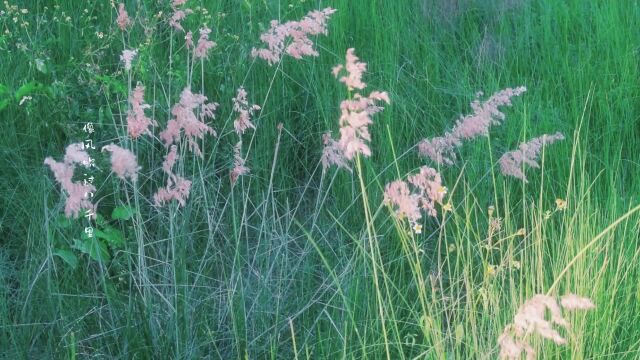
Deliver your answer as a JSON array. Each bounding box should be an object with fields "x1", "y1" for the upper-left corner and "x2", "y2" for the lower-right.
[{"x1": 1, "y1": 0, "x2": 639, "y2": 358}]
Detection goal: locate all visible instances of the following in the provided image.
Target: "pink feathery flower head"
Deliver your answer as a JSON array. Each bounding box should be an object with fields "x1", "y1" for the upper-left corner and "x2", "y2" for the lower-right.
[
  {"x1": 332, "y1": 48, "x2": 367, "y2": 91},
  {"x1": 323, "y1": 49, "x2": 389, "y2": 164},
  {"x1": 498, "y1": 293, "x2": 594, "y2": 359},
  {"x1": 232, "y1": 86, "x2": 260, "y2": 135},
  {"x1": 117, "y1": 3, "x2": 131, "y2": 31},
  {"x1": 230, "y1": 141, "x2": 249, "y2": 184},
  {"x1": 102, "y1": 144, "x2": 141, "y2": 182},
  {"x1": 321, "y1": 132, "x2": 350, "y2": 171},
  {"x1": 127, "y1": 84, "x2": 157, "y2": 139},
  {"x1": 63, "y1": 142, "x2": 91, "y2": 166},
  {"x1": 44, "y1": 143, "x2": 96, "y2": 219},
  {"x1": 418, "y1": 87, "x2": 527, "y2": 165},
  {"x1": 169, "y1": 0, "x2": 193, "y2": 33},
  {"x1": 154, "y1": 145, "x2": 192, "y2": 207},
  {"x1": 384, "y1": 180, "x2": 422, "y2": 223},
  {"x1": 193, "y1": 27, "x2": 216, "y2": 59},
  {"x1": 154, "y1": 176, "x2": 192, "y2": 207},
  {"x1": 560, "y1": 294, "x2": 596, "y2": 311},
  {"x1": 499, "y1": 132, "x2": 564, "y2": 183},
  {"x1": 159, "y1": 87, "x2": 218, "y2": 156},
  {"x1": 251, "y1": 7, "x2": 336, "y2": 65},
  {"x1": 120, "y1": 49, "x2": 138, "y2": 71},
  {"x1": 407, "y1": 166, "x2": 445, "y2": 218},
  {"x1": 336, "y1": 85, "x2": 389, "y2": 159},
  {"x1": 384, "y1": 166, "x2": 445, "y2": 222}
]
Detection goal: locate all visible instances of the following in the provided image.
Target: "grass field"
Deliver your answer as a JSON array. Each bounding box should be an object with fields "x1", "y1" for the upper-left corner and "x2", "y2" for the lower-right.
[{"x1": 1, "y1": 0, "x2": 639, "y2": 358}]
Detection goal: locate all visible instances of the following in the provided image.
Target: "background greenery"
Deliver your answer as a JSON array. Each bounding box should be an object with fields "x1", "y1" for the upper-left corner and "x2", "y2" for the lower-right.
[{"x1": 1, "y1": 0, "x2": 639, "y2": 358}]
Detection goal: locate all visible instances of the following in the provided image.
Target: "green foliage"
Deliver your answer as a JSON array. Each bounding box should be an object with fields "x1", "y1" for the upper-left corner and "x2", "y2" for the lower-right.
[
  {"x1": 111, "y1": 205, "x2": 135, "y2": 221},
  {"x1": 2, "y1": 0, "x2": 639, "y2": 359}
]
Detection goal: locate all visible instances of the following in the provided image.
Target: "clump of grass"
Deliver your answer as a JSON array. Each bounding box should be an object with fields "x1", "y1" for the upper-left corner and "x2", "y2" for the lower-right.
[{"x1": 2, "y1": 1, "x2": 639, "y2": 359}]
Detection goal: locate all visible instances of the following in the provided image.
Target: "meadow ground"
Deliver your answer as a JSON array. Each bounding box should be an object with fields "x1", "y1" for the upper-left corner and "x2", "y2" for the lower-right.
[{"x1": 1, "y1": 0, "x2": 639, "y2": 359}]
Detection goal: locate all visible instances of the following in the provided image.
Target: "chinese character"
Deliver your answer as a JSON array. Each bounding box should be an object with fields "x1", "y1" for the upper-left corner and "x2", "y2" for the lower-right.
[
  {"x1": 83, "y1": 122, "x2": 95, "y2": 134},
  {"x1": 84, "y1": 226, "x2": 94, "y2": 238},
  {"x1": 84, "y1": 139, "x2": 95, "y2": 150}
]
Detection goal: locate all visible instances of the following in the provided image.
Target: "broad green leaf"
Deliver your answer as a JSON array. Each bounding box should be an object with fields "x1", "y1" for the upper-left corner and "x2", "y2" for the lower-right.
[
  {"x1": 111, "y1": 205, "x2": 135, "y2": 221},
  {"x1": 73, "y1": 238, "x2": 110, "y2": 263},
  {"x1": 53, "y1": 249, "x2": 78, "y2": 269},
  {"x1": 0, "y1": 84, "x2": 8, "y2": 96},
  {"x1": 15, "y1": 81, "x2": 49, "y2": 101},
  {"x1": 87, "y1": 238, "x2": 110, "y2": 263},
  {"x1": 95, "y1": 226, "x2": 125, "y2": 248}
]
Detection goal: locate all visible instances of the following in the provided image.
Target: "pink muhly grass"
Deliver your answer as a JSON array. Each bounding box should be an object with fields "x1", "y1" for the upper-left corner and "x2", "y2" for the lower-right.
[
  {"x1": 498, "y1": 132, "x2": 565, "y2": 183},
  {"x1": 230, "y1": 141, "x2": 249, "y2": 185},
  {"x1": 383, "y1": 166, "x2": 445, "y2": 223},
  {"x1": 332, "y1": 48, "x2": 367, "y2": 91},
  {"x1": 117, "y1": 3, "x2": 131, "y2": 31},
  {"x1": 332, "y1": 48, "x2": 390, "y2": 161},
  {"x1": 154, "y1": 145, "x2": 192, "y2": 207},
  {"x1": 498, "y1": 294, "x2": 595, "y2": 359},
  {"x1": 127, "y1": 84, "x2": 157, "y2": 139},
  {"x1": 232, "y1": 87, "x2": 260, "y2": 135},
  {"x1": 63, "y1": 142, "x2": 91, "y2": 166},
  {"x1": 159, "y1": 87, "x2": 218, "y2": 157},
  {"x1": 321, "y1": 132, "x2": 350, "y2": 171},
  {"x1": 120, "y1": 49, "x2": 138, "y2": 71},
  {"x1": 44, "y1": 143, "x2": 96, "y2": 219},
  {"x1": 418, "y1": 86, "x2": 527, "y2": 165},
  {"x1": 251, "y1": 7, "x2": 336, "y2": 65},
  {"x1": 102, "y1": 144, "x2": 141, "y2": 182},
  {"x1": 193, "y1": 27, "x2": 216, "y2": 59},
  {"x1": 169, "y1": 1, "x2": 192, "y2": 32}
]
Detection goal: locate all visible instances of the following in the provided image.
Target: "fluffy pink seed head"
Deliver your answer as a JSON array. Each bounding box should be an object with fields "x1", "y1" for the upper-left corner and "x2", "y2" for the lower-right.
[
  {"x1": 117, "y1": 3, "x2": 130, "y2": 31},
  {"x1": 193, "y1": 27, "x2": 216, "y2": 59},
  {"x1": 102, "y1": 144, "x2": 141, "y2": 182},
  {"x1": 560, "y1": 294, "x2": 595, "y2": 311},
  {"x1": 251, "y1": 8, "x2": 336, "y2": 65},
  {"x1": 120, "y1": 49, "x2": 138, "y2": 71},
  {"x1": 127, "y1": 84, "x2": 157, "y2": 139},
  {"x1": 499, "y1": 132, "x2": 565, "y2": 183},
  {"x1": 230, "y1": 141, "x2": 249, "y2": 184},
  {"x1": 63, "y1": 143, "x2": 91, "y2": 166}
]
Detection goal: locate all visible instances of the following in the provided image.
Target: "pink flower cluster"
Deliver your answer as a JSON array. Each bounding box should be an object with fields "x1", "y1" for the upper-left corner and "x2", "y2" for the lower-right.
[
  {"x1": 160, "y1": 87, "x2": 218, "y2": 157},
  {"x1": 383, "y1": 166, "x2": 445, "y2": 223},
  {"x1": 498, "y1": 294, "x2": 594, "y2": 359},
  {"x1": 499, "y1": 132, "x2": 564, "y2": 183},
  {"x1": 44, "y1": 143, "x2": 96, "y2": 219},
  {"x1": 117, "y1": 3, "x2": 130, "y2": 31},
  {"x1": 169, "y1": 0, "x2": 192, "y2": 32},
  {"x1": 251, "y1": 8, "x2": 336, "y2": 65},
  {"x1": 127, "y1": 84, "x2": 157, "y2": 139},
  {"x1": 193, "y1": 27, "x2": 216, "y2": 59},
  {"x1": 323, "y1": 48, "x2": 389, "y2": 165},
  {"x1": 154, "y1": 145, "x2": 192, "y2": 207},
  {"x1": 102, "y1": 144, "x2": 141, "y2": 182},
  {"x1": 230, "y1": 141, "x2": 249, "y2": 184},
  {"x1": 418, "y1": 87, "x2": 527, "y2": 165},
  {"x1": 321, "y1": 132, "x2": 350, "y2": 171},
  {"x1": 120, "y1": 49, "x2": 138, "y2": 71},
  {"x1": 232, "y1": 86, "x2": 260, "y2": 135}
]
